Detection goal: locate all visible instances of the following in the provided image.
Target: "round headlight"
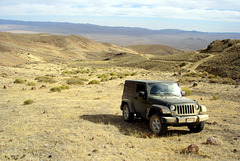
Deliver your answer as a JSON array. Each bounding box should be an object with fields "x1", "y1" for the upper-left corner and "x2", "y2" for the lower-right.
[
  {"x1": 170, "y1": 105, "x2": 176, "y2": 111},
  {"x1": 195, "y1": 104, "x2": 199, "y2": 110}
]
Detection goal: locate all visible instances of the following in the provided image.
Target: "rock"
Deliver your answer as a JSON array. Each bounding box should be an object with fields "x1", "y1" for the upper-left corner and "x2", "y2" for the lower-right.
[
  {"x1": 187, "y1": 144, "x2": 199, "y2": 153},
  {"x1": 181, "y1": 144, "x2": 199, "y2": 154},
  {"x1": 173, "y1": 72, "x2": 178, "y2": 76},
  {"x1": 31, "y1": 87, "x2": 37, "y2": 90},
  {"x1": 233, "y1": 149, "x2": 238, "y2": 153},
  {"x1": 92, "y1": 149, "x2": 98, "y2": 153},
  {"x1": 206, "y1": 136, "x2": 220, "y2": 145},
  {"x1": 3, "y1": 85, "x2": 7, "y2": 89},
  {"x1": 40, "y1": 85, "x2": 47, "y2": 89},
  {"x1": 193, "y1": 82, "x2": 198, "y2": 87}
]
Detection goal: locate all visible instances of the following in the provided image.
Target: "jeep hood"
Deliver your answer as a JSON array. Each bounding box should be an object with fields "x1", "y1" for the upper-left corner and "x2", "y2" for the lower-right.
[{"x1": 148, "y1": 96, "x2": 196, "y2": 106}]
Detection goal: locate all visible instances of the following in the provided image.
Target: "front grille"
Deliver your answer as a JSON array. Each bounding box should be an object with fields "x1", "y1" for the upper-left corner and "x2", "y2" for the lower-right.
[{"x1": 176, "y1": 104, "x2": 195, "y2": 115}]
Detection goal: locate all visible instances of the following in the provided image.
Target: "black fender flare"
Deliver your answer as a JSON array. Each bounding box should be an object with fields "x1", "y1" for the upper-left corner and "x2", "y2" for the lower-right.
[
  {"x1": 121, "y1": 99, "x2": 135, "y2": 113},
  {"x1": 147, "y1": 104, "x2": 171, "y2": 118}
]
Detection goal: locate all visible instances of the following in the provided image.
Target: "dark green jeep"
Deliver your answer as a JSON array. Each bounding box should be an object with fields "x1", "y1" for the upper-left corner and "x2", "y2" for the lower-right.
[{"x1": 120, "y1": 80, "x2": 208, "y2": 136}]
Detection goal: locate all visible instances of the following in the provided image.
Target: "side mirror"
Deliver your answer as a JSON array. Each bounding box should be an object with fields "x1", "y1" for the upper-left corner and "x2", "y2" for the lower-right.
[
  {"x1": 181, "y1": 91, "x2": 186, "y2": 96},
  {"x1": 139, "y1": 91, "x2": 145, "y2": 97}
]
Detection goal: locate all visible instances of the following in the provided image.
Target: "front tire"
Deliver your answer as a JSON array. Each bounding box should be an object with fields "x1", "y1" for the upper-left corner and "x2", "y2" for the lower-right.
[
  {"x1": 188, "y1": 121, "x2": 205, "y2": 133},
  {"x1": 122, "y1": 104, "x2": 134, "y2": 122},
  {"x1": 150, "y1": 114, "x2": 167, "y2": 136}
]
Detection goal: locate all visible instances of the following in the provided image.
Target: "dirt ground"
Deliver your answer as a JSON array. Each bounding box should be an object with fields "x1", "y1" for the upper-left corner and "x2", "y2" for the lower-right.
[{"x1": 0, "y1": 62, "x2": 239, "y2": 161}]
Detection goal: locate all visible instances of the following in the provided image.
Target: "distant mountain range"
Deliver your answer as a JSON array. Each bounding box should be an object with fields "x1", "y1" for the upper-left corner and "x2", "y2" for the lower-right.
[{"x1": 0, "y1": 19, "x2": 240, "y2": 50}]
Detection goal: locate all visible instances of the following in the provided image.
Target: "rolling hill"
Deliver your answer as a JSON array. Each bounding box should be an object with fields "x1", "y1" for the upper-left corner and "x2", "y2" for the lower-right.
[
  {"x1": 126, "y1": 44, "x2": 184, "y2": 56},
  {"x1": 0, "y1": 32, "x2": 138, "y2": 66},
  {"x1": 1, "y1": 19, "x2": 240, "y2": 50}
]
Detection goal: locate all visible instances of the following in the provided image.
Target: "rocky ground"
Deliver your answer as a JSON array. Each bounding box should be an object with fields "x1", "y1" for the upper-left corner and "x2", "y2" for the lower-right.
[{"x1": 0, "y1": 62, "x2": 239, "y2": 161}]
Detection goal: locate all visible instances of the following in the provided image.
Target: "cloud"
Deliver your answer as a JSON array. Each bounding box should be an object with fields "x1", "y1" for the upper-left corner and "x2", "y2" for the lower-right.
[{"x1": 0, "y1": 0, "x2": 240, "y2": 22}]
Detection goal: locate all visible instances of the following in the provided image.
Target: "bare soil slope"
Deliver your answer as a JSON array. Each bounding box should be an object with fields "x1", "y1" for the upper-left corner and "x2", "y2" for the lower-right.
[
  {"x1": 126, "y1": 44, "x2": 184, "y2": 56},
  {"x1": 0, "y1": 32, "x2": 138, "y2": 66}
]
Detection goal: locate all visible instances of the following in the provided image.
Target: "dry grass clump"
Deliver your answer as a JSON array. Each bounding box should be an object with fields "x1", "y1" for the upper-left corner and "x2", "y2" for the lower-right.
[
  {"x1": 222, "y1": 77, "x2": 236, "y2": 85},
  {"x1": 98, "y1": 74, "x2": 109, "y2": 79},
  {"x1": 110, "y1": 76, "x2": 118, "y2": 80},
  {"x1": 183, "y1": 72, "x2": 208, "y2": 78},
  {"x1": 50, "y1": 84, "x2": 70, "y2": 92},
  {"x1": 35, "y1": 76, "x2": 56, "y2": 83},
  {"x1": 66, "y1": 78, "x2": 87, "y2": 85},
  {"x1": 27, "y1": 81, "x2": 36, "y2": 86},
  {"x1": 131, "y1": 72, "x2": 138, "y2": 76},
  {"x1": 62, "y1": 69, "x2": 91, "y2": 75},
  {"x1": 178, "y1": 77, "x2": 196, "y2": 84},
  {"x1": 179, "y1": 62, "x2": 187, "y2": 67},
  {"x1": 110, "y1": 72, "x2": 117, "y2": 76},
  {"x1": 23, "y1": 99, "x2": 34, "y2": 105},
  {"x1": 118, "y1": 74, "x2": 126, "y2": 79},
  {"x1": 88, "y1": 80, "x2": 100, "y2": 84},
  {"x1": 101, "y1": 77, "x2": 109, "y2": 82},
  {"x1": 14, "y1": 78, "x2": 26, "y2": 84},
  {"x1": 212, "y1": 94, "x2": 220, "y2": 100},
  {"x1": 209, "y1": 78, "x2": 219, "y2": 84}
]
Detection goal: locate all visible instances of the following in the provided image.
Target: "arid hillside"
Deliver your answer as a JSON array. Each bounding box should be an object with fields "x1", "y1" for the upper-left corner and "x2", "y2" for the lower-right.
[
  {"x1": 0, "y1": 32, "x2": 138, "y2": 66},
  {"x1": 198, "y1": 39, "x2": 240, "y2": 80},
  {"x1": 126, "y1": 44, "x2": 184, "y2": 56},
  {"x1": 1, "y1": 32, "x2": 239, "y2": 82}
]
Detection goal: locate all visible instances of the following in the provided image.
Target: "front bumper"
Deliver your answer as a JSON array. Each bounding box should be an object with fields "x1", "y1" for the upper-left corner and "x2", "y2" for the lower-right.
[{"x1": 162, "y1": 114, "x2": 208, "y2": 124}]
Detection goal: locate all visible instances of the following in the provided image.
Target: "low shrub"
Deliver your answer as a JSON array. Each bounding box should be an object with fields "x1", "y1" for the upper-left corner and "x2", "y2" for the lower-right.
[
  {"x1": 61, "y1": 84, "x2": 70, "y2": 90},
  {"x1": 179, "y1": 62, "x2": 186, "y2": 67},
  {"x1": 124, "y1": 73, "x2": 131, "y2": 76},
  {"x1": 66, "y1": 78, "x2": 85, "y2": 85},
  {"x1": 35, "y1": 76, "x2": 56, "y2": 83},
  {"x1": 110, "y1": 76, "x2": 118, "y2": 80},
  {"x1": 118, "y1": 74, "x2": 126, "y2": 79},
  {"x1": 208, "y1": 74, "x2": 216, "y2": 79},
  {"x1": 24, "y1": 99, "x2": 34, "y2": 105},
  {"x1": 212, "y1": 94, "x2": 220, "y2": 100},
  {"x1": 209, "y1": 78, "x2": 218, "y2": 83},
  {"x1": 98, "y1": 74, "x2": 109, "y2": 79},
  {"x1": 131, "y1": 72, "x2": 138, "y2": 76},
  {"x1": 101, "y1": 78, "x2": 109, "y2": 82},
  {"x1": 27, "y1": 81, "x2": 36, "y2": 86},
  {"x1": 50, "y1": 86, "x2": 62, "y2": 92},
  {"x1": 14, "y1": 78, "x2": 26, "y2": 84},
  {"x1": 88, "y1": 80, "x2": 100, "y2": 85},
  {"x1": 50, "y1": 84, "x2": 70, "y2": 92},
  {"x1": 178, "y1": 77, "x2": 196, "y2": 84},
  {"x1": 110, "y1": 72, "x2": 117, "y2": 76},
  {"x1": 222, "y1": 78, "x2": 236, "y2": 85}
]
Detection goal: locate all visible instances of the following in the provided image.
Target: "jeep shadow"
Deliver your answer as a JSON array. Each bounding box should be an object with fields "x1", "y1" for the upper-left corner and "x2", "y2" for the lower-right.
[{"x1": 80, "y1": 114, "x2": 190, "y2": 138}]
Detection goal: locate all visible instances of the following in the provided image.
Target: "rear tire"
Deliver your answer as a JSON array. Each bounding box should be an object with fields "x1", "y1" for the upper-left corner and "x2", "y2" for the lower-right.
[
  {"x1": 188, "y1": 121, "x2": 205, "y2": 133},
  {"x1": 149, "y1": 114, "x2": 167, "y2": 136},
  {"x1": 122, "y1": 104, "x2": 134, "y2": 122}
]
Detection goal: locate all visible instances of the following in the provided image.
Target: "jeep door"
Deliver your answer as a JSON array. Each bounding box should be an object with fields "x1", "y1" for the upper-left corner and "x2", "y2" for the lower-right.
[{"x1": 133, "y1": 83, "x2": 148, "y2": 117}]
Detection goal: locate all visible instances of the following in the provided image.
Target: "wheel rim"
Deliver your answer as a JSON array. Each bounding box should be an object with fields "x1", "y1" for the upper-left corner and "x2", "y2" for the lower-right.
[
  {"x1": 123, "y1": 106, "x2": 129, "y2": 120},
  {"x1": 151, "y1": 117, "x2": 161, "y2": 134}
]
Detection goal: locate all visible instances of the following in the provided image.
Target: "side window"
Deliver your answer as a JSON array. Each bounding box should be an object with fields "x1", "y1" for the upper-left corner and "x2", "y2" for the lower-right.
[{"x1": 136, "y1": 84, "x2": 146, "y2": 93}]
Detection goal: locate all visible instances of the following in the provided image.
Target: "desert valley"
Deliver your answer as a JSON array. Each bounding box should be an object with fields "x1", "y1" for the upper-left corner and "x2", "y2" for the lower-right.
[{"x1": 0, "y1": 32, "x2": 239, "y2": 160}]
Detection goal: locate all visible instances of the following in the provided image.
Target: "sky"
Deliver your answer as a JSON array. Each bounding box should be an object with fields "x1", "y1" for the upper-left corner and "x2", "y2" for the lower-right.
[{"x1": 0, "y1": 0, "x2": 240, "y2": 32}]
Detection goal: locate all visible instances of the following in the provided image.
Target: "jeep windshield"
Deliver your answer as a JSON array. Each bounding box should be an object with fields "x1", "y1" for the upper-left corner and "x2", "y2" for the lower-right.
[{"x1": 148, "y1": 82, "x2": 181, "y2": 97}]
